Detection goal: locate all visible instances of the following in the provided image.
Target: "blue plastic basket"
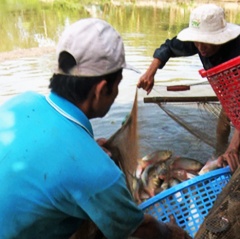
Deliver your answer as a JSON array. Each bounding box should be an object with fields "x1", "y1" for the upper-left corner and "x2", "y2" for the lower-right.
[{"x1": 139, "y1": 167, "x2": 231, "y2": 237}]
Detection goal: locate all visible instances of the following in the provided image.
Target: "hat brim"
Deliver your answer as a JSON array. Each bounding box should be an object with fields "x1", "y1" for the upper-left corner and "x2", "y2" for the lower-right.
[
  {"x1": 124, "y1": 63, "x2": 141, "y2": 74},
  {"x1": 177, "y1": 23, "x2": 240, "y2": 45},
  {"x1": 54, "y1": 62, "x2": 141, "y2": 76}
]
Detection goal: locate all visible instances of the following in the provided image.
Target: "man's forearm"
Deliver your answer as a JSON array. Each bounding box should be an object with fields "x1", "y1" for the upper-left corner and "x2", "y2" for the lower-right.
[
  {"x1": 227, "y1": 129, "x2": 240, "y2": 151},
  {"x1": 147, "y1": 58, "x2": 162, "y2": 75},
  {"x1": 131, "y1": 214, "x2": 170, "y2": 239}
]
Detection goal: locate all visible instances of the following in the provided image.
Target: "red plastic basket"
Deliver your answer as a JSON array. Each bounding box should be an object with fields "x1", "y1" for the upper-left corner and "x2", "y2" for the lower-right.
[{"x1": 199, "y1": 56, "x2": 240, "y2": 130}]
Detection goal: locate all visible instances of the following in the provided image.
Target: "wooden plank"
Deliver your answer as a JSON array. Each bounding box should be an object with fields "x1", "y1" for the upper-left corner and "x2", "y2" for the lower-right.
[{"x1": 144, "y1": 96, "x2": 219, "y2": 103}]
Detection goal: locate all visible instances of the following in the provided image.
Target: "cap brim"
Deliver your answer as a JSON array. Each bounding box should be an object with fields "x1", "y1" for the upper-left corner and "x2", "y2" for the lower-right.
[
  {"x1": 177, "y1": 23, "x2": 240, "y2": 45},
  {"x1": 124, "y1": 63, "x2": 141, "y2": 74}
]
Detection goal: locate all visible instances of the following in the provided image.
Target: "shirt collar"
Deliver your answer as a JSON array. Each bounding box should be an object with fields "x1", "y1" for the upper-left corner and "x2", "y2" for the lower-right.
[{"x1": 45, "y1": 92, "x2": 94, "y2": 138}]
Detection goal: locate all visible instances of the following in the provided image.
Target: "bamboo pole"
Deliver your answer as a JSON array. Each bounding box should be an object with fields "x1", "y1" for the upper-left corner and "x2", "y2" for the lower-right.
[{"x1": 144, "y1": 96, "x2": 219, "y2": 103}]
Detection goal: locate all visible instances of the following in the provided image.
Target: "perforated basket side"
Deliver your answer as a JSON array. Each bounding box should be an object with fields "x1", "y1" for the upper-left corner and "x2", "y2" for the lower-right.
[
  {"x1": 199, "y1": 56, "x2": 240, "y2": 130},
  {"x1": 199, "y1": 56, "x2": 240, "y2": 77},
  {"x1": 139, "y1": 167, "x2": 232, "y2": 237}
]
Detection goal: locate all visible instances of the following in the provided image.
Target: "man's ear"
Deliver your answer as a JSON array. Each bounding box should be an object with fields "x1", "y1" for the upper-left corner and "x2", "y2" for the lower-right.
[{"x1": 94, "y1": 79, "x2": 107, "y2": 101}]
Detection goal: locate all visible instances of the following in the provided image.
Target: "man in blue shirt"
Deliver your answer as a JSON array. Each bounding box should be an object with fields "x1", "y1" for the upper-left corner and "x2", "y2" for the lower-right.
[
  {"x1": 137, "y1": 4, "x2": 240, "y2": 170},
  {"x1": 0, "y1": 18, "x2": 191, "y2": 239}
]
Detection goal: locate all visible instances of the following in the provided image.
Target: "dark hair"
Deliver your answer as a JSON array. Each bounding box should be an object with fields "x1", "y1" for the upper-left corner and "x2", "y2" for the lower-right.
[{"x1": 49, "y1": 51, "x2": 122, "y2": 105}]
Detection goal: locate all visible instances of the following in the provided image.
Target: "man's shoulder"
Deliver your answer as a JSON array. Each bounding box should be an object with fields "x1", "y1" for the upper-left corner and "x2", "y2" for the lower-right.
[
  {"x1": 2, "y1": 91, "x2": 44, "y2": 105},
  {"x1": 0, "y1": 91, "x2": 46, "y2": 113},
  {"x1": 226, "y1": 35, "x2": 240, "y2": 51}
]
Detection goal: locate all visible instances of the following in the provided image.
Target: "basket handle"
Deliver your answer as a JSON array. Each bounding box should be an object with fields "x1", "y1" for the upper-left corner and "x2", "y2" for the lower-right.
[
  {"x1": 199, "y1": 69, "x2": 207, "y2": 78},
  {"x1": 198, "y1": 56, "x2": 240, "y2": 78}
]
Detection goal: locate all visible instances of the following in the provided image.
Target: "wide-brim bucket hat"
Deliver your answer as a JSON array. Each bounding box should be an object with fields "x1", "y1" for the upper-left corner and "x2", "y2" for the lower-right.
[{"x1": 177, "y1": 4, "x2": 240, "y2": 45}]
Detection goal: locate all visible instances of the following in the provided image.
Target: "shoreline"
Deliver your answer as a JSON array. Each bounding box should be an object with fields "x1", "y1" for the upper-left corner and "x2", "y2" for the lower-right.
[
  {"x1": 111, "y1": 0, "x2": 240, "y2": 9},
  {"x1": 40, "y1": 0, "x2": 240, "y2": 8},
  {"x1": 1, "y1": 1, "x2": 239, "y2": 62},
  {"x1": 0, "y1": 47, "x2": 55, "y2": 63}
]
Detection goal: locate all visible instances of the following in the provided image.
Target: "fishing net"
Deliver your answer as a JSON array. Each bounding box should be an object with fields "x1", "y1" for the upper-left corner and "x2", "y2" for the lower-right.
[
  {"x1": 105, "y1": 89, "x2": 139, "y2": 192},
  {"x1": 136, "y1": 84, "x2": 238, "y2": 239},
  {"x1": 138, "y1": 82, "x2": 234, "y2": 163},
  {"x1": 194, "y1": 166, "x2": 240, "y2": 239},
  {"x1": 72, "y1": 82, "x2": 235, "y2": 238},
  {"x1": 145, "y1": 96, "x2": 219, "y2": 149},
  {"x1": 71, "y1": 90, "x2": 139, "y2": 239},
  {"x1": 143, "y1": 93, "x2": 233, "y2": 158},
  {"x1": 193, "y1": 56, "x2": 240, "y2": 239}
]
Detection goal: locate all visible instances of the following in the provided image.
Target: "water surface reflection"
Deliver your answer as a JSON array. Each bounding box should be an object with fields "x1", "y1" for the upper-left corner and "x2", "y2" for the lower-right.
[{"x1": 0, "y1": 2, "x2": 238, "y2": 161}]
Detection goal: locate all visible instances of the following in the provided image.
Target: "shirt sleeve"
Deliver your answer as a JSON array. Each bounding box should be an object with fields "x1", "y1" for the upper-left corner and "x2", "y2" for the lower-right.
[
  {"x1": 80, "y1": 174, "x2": 144, "y2": 239},
  {"x1": 153, "y1": 36, "x2": 198, "y2": 68}
]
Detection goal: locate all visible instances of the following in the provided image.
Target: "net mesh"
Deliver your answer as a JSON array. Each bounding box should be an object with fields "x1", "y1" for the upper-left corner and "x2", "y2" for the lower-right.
[
  {"x1": 105, "y1": 89, "x2": 139, "y2": 192},
  {"x1": 194, "y1": 166, "x2": 240, "y2": 239},
  {"x1": 158, "y1": 102, "x2": 219, "y2": 149},
  {"x1": 193, "y1": 56, "x2": 240, "y2": 239},
  {"x1": 142, "y1": 79, "x2": 236, "y2": 158},
  {"x1": 156, "y1": 100, "x2": 234, "y2": 157},
  {"x1": 71, "y1": 90, "x2": 139, "y2": 239},
  {"x1": 137, "y1": 91, "x2": 238, "y2": 239},
  {"x1": 72, "y1": 85, "x2": 236, "y2": 238}
]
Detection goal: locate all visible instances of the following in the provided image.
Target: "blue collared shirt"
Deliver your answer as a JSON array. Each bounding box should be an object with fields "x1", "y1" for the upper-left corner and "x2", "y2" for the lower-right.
[{"x1": 0, "y1": 91, "x2": 144, "y2": 239}]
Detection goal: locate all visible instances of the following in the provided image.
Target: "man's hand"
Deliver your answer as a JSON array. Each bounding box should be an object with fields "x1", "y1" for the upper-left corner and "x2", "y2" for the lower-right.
[
  {"x1": 164, "y1": 215, "x2": 192, "y2": 239},
  {"x1": 131, "y1": 214, "x2": 192, "y2": 239},
  {"x1": 96, "y1": 138, "x2": 112, "y2": 157},
  {"x1": 137, "y1": 71, "x2": 155, "y2": 95},
  {"x1": 137, "y1": 58, "x2": 161, "y2": 94},
  {"x1": 217, "y1": 129, "x2": 240, "y2": 173},
  {"x1": 217, "y1": 148, "x2": 240, "y2": 172},
  {"x1": 165, "y1": 222, "x2": 192, "y2": 239}
]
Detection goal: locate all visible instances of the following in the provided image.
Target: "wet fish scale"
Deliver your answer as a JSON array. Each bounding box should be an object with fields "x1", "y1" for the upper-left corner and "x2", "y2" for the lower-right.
[
  {"x1": 133, "y1": 150, "x2": 218, "y2": 204},
  {"x1": 141, "y1": 150, "x2": 172, "y2": 162},
  {"x1": 170, "y1": 156, "x2": 203, "y2": 172},
  {"x1": 136, "y1": 150, "x2": 172, "y2": 178}
]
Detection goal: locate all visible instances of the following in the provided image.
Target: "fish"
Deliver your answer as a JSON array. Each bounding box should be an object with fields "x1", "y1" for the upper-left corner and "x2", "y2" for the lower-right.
[
  {"x1": 142, "y1": 164, "x2": 163, "y2": 196},
  {"x1": 141, "y1": 150, "x2": 173, "y2": 162},
  {"x1": 198, "y1": 158, "x2": 219, "y2": 175},
  {"x1": 159, "y1": 180, "x2": 169, "y2": 192},
  {"x1": 170, "y1": 169, "x2": 196, "y2": 182},
  {"x1": 169, "y1": 156, "x2": 203, "y2": 173},
  {"x1": 155, "y1": 178, "x2": 181, "y2": 194},
  {"x1": 141, "y1": 164, "x2": 157, "y2": 187},
  {"x1": 169, "y1": 178, "x2": 181, "y2": 188},
  {"x1": 132, "y1": 173, "x2": 156, "y2": 204},
  {"x1": 155, "y1": 162, "x2": 168, "y2": 180},
  {"x1": 136, "y1": 150, "x2": 172, "y2": 178},
  {"x1": 133, "y1": 149, "x2": 210, "y2": 204},
  {"x1": 132, "y1": 177, "x2": 145, "y2": 204},
  {"x1": 143, "y1": 172, "x2": 160, "y2": 198}
]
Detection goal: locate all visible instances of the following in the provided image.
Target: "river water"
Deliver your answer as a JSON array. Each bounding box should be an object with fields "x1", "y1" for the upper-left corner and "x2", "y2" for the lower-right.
[{"x1": 0, "y1": 1, "x2": 239, "y2": 162}]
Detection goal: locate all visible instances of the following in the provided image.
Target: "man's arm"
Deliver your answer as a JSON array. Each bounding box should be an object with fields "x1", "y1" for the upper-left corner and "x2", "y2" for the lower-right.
[
  {"x1": 131, "y1": 214, "x2": 192, "y2": 239},
  {"x1": 137, "y1": 37, "x2": 197, "y2": 94},
  {"x1": 217, "y1": 129, "x2": 240, "y2": 172},
  {"x1": 137, "y1": 58, "x2": 161, "y2": 94}
]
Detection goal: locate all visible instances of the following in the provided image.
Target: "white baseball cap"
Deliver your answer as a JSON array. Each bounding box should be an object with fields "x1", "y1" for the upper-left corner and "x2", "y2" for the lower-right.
[
  {"x1": 177, "y1": 4, "x2": 240, "y2": 45},
  {"x1": 55, "y1": 18, "x2": 140, "y2": 76}
]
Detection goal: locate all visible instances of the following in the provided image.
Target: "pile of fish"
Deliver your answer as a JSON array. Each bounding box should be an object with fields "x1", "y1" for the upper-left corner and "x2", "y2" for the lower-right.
[{"x1": 132, "y1": 150, "x2": 220, "y2": 204}]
